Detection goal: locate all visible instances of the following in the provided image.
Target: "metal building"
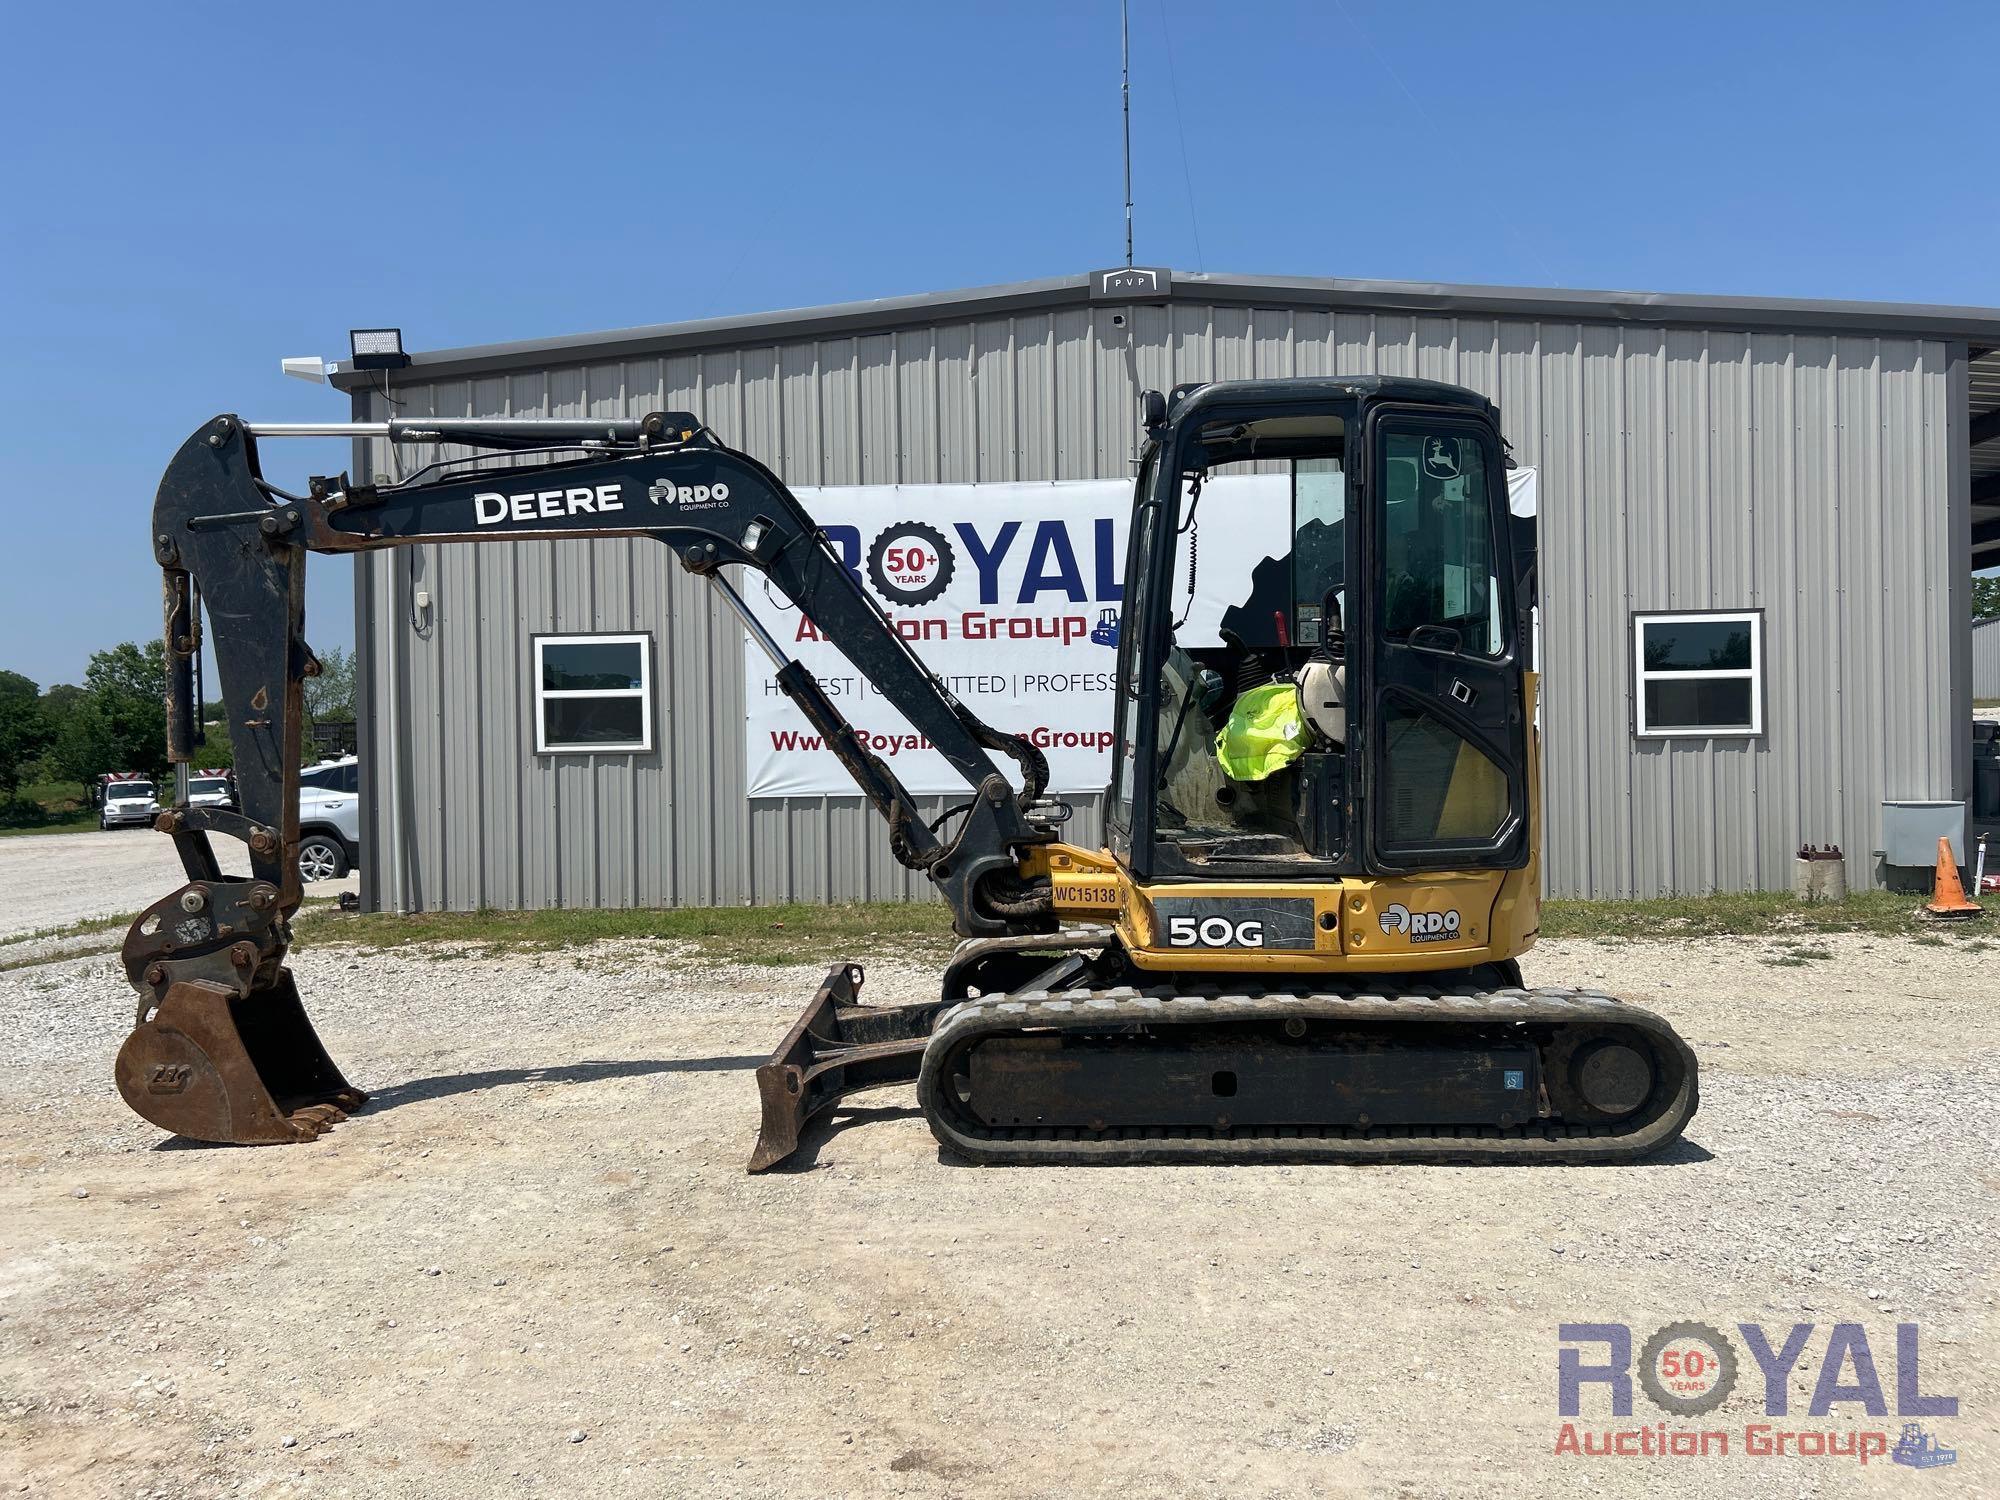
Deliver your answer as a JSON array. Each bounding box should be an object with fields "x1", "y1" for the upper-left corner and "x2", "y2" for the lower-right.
[
  {"x1": 331, "y1": 270, "x2": 2000, "y2": 910},
  {"x1": 1977, "y1": 616, "x2": 2000, "y2": 700}
]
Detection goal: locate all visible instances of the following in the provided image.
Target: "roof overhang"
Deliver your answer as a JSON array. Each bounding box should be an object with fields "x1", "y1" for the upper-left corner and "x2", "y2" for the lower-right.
[
  {"x1": 328, "y1": 269, "x2": 2000, "y2": 390},
  {"x1": 323, "y1": 267, "x2": 2000, "y2": 569}
]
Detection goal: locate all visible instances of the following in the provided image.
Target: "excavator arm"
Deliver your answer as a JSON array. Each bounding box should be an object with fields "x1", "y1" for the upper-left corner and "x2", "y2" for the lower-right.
[
  {"x1": 120, "y1": 410, "x2": 1056, "y2": 1154},
  {"x1": 152, "y1": 411, "x2": 1055, "y2": 928}
]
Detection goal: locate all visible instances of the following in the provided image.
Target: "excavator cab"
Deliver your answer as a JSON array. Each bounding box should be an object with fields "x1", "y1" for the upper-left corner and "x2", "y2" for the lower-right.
[{"x1": 1111, "y1": 379, "x2": 1529, "y2": 884}]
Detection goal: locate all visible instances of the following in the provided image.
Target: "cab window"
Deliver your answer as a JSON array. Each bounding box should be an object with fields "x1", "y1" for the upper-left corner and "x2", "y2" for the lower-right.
[
  {"x1": 1379, "y1": 428, "x2": 1502, "y2": 656},
  {"x1": 1292, "y1": 457, "x2": 1345, "y2": 643}
]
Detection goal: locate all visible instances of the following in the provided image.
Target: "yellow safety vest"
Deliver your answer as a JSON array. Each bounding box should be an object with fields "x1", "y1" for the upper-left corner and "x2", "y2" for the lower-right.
[{"x1": 1214, "y1": 681, "x2": 1311, "y2": 782}]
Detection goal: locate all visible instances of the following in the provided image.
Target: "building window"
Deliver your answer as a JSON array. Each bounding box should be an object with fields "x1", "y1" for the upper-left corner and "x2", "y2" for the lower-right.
[
  {"x1": 1632, "y1": 611, "x2": 1763, "y2": 737},
  {"x1": 534, "y1": 633, "x2": 653, "y2": 753}
]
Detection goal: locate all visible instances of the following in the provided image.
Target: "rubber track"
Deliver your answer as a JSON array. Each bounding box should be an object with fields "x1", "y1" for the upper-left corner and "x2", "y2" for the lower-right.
[{"x1": 917, "y1": 985, "x2": 1698, "y2": 1165}]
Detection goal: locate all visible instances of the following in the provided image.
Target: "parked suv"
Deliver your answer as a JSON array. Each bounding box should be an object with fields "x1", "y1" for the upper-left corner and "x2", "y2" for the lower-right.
[
  {"x1": 297, "y1": 756, "x2": 362, "y2": 881},
  {"x1": 100, "y1": 779, "x2": 160, "y2": 830}
]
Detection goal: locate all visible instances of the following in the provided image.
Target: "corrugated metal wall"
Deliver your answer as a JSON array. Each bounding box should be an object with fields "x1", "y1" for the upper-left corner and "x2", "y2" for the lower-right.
[
  {"x1": 1977, "y1": 617, "x2": 2000, "y2": 700},
  {"x1": 353, "y1": 303, "x2": 1970, "y2": 908}
]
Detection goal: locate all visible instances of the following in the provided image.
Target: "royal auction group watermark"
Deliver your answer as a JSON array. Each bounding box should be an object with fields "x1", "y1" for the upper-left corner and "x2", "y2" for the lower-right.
[{"x1": 1555, "y1": 1321, "x2": 1958, "y2": 1469}]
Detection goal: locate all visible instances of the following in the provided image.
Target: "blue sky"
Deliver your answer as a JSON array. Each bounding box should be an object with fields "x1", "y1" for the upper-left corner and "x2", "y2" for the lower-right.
[{"x1": 2, "y1": 0, "x2": 1996, "y2": 686}]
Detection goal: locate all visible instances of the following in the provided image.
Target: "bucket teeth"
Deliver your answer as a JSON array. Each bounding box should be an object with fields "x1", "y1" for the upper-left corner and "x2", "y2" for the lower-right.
[{"x1": 284, "y1": 1106, "x2": 345, "y2": 1140}]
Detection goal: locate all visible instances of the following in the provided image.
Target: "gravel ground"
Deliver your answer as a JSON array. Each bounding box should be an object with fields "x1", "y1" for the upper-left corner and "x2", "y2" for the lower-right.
[
  {"x1": 1, "y1": 927, "x2": 1995, "y2": 1499},
  {"x1": 0, "y1": 830, "x2": 356, "y2": 943}
]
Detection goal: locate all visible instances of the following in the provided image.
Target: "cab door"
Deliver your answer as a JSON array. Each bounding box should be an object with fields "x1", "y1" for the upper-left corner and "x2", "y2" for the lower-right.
[{"x1": 1360, "y1": 409, "x2": 1528, "y2": 873}]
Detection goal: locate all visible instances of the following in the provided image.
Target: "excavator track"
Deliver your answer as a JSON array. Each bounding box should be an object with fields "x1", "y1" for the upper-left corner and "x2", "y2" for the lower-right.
[{"x1": 915, "y1": 984, "x2": 1697, "y2": 1166}]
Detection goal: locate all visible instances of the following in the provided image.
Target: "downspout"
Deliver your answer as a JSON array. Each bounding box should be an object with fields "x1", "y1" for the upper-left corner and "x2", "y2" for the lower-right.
[{"x1": 350, "y1": 378, "x2": 414, "y2": 913}]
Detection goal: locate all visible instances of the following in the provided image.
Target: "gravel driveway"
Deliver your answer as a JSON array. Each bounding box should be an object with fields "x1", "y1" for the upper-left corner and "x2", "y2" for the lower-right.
[
  {"x1": 1, "y1": 923, "x2": 1994, "y2": 1497},
  {"x1": 0, "y1": 830, "x2": 357, "y2": 940}
]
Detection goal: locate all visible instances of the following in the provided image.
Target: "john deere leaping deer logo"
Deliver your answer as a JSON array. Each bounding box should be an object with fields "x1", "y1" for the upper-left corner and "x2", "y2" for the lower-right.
[{"x1": 1422, "y1": 437, "x2": 1461, "y2": 481}]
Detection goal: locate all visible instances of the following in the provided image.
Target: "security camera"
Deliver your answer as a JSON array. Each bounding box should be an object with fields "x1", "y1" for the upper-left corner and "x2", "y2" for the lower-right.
[
  {"x1": 1111, "y1": 312, "x2": 1127, "y2": 328},
  {"x1": 282, "y1": 356, "x2": 329, "y2": 383}
]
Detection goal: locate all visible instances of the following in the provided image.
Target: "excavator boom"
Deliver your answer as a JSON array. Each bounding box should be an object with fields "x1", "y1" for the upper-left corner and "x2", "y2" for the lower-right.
[{"x1": 121, "y1": 412, "x2": 1056, "y2": 1146}]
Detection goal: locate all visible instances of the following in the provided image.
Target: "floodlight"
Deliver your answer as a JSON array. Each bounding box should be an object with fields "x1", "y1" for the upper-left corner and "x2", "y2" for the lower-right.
[{"x1": 348, "y1": 328, "x2": 410, "y2": 371}]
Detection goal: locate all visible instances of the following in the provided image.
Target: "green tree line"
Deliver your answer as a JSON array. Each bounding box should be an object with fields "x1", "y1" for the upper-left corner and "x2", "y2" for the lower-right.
[
  {"x1": 0, "y1": 641, "x2": 355, "y2": 823},
  {"x1": 1976, "y1": 573, "x2": 2000, "y2": 622}
]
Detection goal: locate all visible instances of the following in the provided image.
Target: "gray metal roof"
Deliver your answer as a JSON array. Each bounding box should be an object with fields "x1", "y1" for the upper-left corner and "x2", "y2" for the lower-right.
[
  {"x1": 327, "y1": 268, "x2": 2000, "y2": 389},
  {"x1": 324, "y1": 266, "x2": 2000, "y2": 566}
]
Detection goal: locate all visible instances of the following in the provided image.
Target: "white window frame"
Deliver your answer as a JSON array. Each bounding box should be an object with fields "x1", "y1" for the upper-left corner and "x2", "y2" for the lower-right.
[
  {"x1": 533, "y1": 632, "x2": 653, "y2": 754},
  {"x1": 1632, "y1": 610, "x2": 1763, "y2": 738}
]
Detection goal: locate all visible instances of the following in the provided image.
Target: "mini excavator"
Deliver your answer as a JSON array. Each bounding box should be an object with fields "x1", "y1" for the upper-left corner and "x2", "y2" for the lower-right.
[{"x1": 116, "y1": 378, "x2": 1697, "y2": 1167}]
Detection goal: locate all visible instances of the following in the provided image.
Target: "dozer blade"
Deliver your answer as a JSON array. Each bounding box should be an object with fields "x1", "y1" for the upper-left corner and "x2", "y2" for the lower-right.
[
  {"x1": 115, "y1": 969, "x2": 366, "y2": 1145},
  {"x1": 748, "y1": 963, "x2": 941, "y2": 1172}
]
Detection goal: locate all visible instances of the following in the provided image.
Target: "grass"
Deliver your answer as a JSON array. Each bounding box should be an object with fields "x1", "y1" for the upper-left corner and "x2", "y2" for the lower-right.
[
  {"x1": 0, "y1": 912, "x2": 133, "y2": 973},
  {"x1": 0, "y1": 900, "x2": 356, "y2": 975},
  {"x1": 3, "y1": 912, "x2": 132, "y2": 946},
  {"x1": 0, "y1": 779, "x2": 96, "y2": 837},
  {"x1": 1, "y1": 890, "x2": 1983, "y2": 977},
  {"x1": 1759, "y1": 940, "x2": 1838, "y2": 968},
  {"x1": 0, "y1": 948, "x2": 112, "y2": 975},
  {"x1": 296, "y1": 889, "x2": 1985, "y2": 961},
  {"x1": 1541, "y1": 889, "x2": 1982, "y2": 942},
  {"x1": 291, "y1": 900, "x2": 959, "y2": 966}
]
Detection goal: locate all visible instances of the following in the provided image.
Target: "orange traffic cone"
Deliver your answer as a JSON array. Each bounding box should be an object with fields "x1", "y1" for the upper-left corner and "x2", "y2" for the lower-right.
[{"x1": 1923, "y1": 836, "x2": 1982, "y2": 920}]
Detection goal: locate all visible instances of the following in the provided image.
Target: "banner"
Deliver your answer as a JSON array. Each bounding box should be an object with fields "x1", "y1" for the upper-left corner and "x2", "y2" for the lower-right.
[
  {"x1": 1507, "y1": 465, "x2": 1537, "y2": 517},
  {"x1": 743, "y1": 476, "x2": 1291, "y2": 797}
]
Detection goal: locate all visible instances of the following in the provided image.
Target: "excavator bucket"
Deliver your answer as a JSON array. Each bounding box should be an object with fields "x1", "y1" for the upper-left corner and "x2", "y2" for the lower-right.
[{"x1": 115, "y1": 970, "x2": 365, "y2": 1144}]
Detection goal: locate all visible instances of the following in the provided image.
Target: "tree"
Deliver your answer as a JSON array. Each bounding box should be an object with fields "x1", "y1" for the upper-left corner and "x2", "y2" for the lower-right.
[
  {"x1": 1975, "y1": 573, "x2": 2000, "y2": 622},
  {"x1": 0, "y1": 671, "x2": 51, "y2": 797},
  {"x1": 39, "y1": 682, "x2": 85, "y2": 731},
  {"x1": 47, "y1": 702, "x2": 119, "y2": 789},
  {"x1": 45, "y1": 641, "x2": 169, "y2": 788},
  {"x1": 83, "y1": 639, "x2": 168, "y2": 705},
  {"x1": 303, "y1": 645, "x2": 357, "y2": 755},
  {"x1": 190, "y1": 698, "x2": 236, "y2": 770},
  {"x1": 304, "y1": 645, "x2": 356, "y2": 723}
]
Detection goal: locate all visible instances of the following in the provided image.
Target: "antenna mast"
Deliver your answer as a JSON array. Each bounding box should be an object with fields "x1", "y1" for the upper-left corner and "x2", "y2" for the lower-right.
[{"x1": 1121, "y1": 0, "x2": 1133, "y2": 266}]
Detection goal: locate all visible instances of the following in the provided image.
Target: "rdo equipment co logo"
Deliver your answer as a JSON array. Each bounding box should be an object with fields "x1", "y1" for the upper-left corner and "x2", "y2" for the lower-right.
[
  {"x1": 1378, "y1": 902, "x2": 1461, "y2": 943},
  {"x1": 1555, "y1": 1321, "x2": 1958, "y2": 1467}
]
